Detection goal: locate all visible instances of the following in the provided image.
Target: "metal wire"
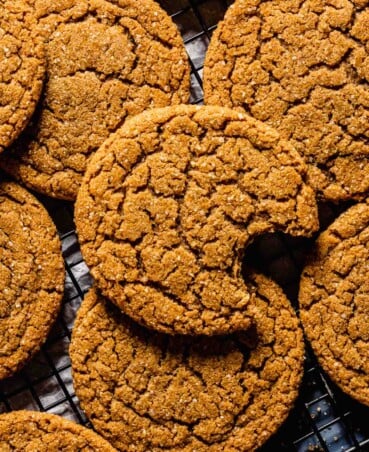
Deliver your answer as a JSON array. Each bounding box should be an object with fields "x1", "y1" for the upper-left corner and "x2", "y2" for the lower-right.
[{"x1": 1, "y1": 1, "x2": 369, "y2": 451}]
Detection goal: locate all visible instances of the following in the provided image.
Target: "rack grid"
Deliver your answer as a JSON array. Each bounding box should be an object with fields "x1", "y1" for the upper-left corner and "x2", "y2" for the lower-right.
[{"x1": 1, "y1": 1, "x2": 369, "y2": 451}]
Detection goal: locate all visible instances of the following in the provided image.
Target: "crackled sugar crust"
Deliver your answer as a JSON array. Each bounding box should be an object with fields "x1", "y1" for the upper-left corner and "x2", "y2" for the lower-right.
[
  {"x1": 75, "y1": 105, "x2": 318, "y2": 335},
  {"x1": 70, "y1": 276, "x2": 304, "y2": 452},
  {"x1": 0, "y1": 410, "x2": 117, "y2": 451},
  {"x1": 300, "y1": 202, "x2": 369, "y2": 407},
  {"x1": 0, "y1": 0, "x2": 190, "y2": 200},
  {"x1": 0, "y1": 182, "x2": 64, "y2": 380},
  {"x1": 204, "y1": 0, "x2": 369, "y2": 202},
  {"x1": 0, "y1": 0, "x2": 45, "y2": 151}
]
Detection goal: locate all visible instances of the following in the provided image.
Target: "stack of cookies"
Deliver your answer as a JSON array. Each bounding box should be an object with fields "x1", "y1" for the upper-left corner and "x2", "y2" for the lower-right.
[
  {"x1": 1, "y1": 0, "x2": 369, "y2": 450},
  {"x1": 71, "y1": 104, "x2": 319, "y2": 450}
]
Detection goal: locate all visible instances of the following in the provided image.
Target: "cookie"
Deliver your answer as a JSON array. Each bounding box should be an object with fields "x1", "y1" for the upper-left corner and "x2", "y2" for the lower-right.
[
  {"x1": 0, "y1": 181, "x2": 64, "y2": 379},
  {"x1": 0, "y1": 0, "x2": 45, "y2": 151},
  {"x1": 70, "y1": 275, "x2": 304, "y2": 452},
  {"x1": 75, "y1": 104, "x2": 318, "y2": 335},
  {"x1": 0, "y1": 0, "x2": 190, "y2": 200},
  {"x1": 204, "y1": 0, "x2": 369, "y2": 202},
  {"x1": 0, "y1": 410, "x2": 116, "y2": 451},
  {"x1": 299, "y1": 202, "x2": 369, "y2": 407}
]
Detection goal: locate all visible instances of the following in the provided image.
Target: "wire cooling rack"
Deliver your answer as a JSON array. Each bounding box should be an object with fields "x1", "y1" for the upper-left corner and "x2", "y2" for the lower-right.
[{"x1": 1, "y1": 1, "x2": 369, "y2": 451}]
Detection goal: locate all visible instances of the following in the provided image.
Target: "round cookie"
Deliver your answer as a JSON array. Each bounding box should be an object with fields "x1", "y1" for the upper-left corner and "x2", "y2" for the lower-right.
[
  {"x1": 70, "y1": 276, "x2": 305, "y2": 452},
  {"x1": 204, "y1": 0, "x2": 369, "y2": 202},
  {"x1": 75, "y1": 104, "x2": 318, "y2": 335},
  {"x1": 0, "y1": 181, "x2": 64, "y2": 379},
  {"x1": 0, "y1": 410, "x2": 116, "y2": 451},
  {"x1": 0, "y1": 0, "x2": 190, "y2": 200},
  {"x1": 0, "y1": 0, "x2": 45, "y2": 151},
  {"x1": 299, "y1": 202, "x2": 369, "y2": 407}
]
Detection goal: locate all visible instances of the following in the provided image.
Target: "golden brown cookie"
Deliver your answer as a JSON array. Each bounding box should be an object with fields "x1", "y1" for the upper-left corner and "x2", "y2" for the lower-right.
[
  {"x1": 0, "y1": 181, "x2": 64, "y2": 379},
  {"x1": 204, "y1": 0, "x2": 369, "y2": 202},
  {"x1": 299, "y1": 202, "x2": 369, "y2": 407},
  {"x1": 70, "y1": 276, "x2": 304, "y2": 452},
  {"x1": 0, "y1": 0, "x2": 45, "y2": 151},
  {"x1": 0, "y1": 0, "x2": 190, "y2": 200},
  {"x1": 0, "y1": 410, "x2": 117, "y2": 451},
  {"x1": 75, "y1": 104, "x2": 318, "y2": 335}
]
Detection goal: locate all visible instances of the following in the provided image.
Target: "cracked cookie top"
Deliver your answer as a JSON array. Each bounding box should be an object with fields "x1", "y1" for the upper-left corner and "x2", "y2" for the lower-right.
[
  {"x1": 0, "y1": 0, "x2": 45, "y2": 151},
  {"x1": 75, "y1": 105, "x2": 318, "y2": 335},
  {"x1": 204, "y1": 0, "x2": 369, "y2": 202},
  {"x1": 70, "y1": 276, "x2": 304, "y2": 451},
  {"x1": 0, "y1": 410, "x2": 117, "y2": 451},
  {"x1": 0, "y1": 0, "x2": 190, "y2": 200},
  {"x1": 299, "y1": 201, "x2": 369, "y2": 407},
  {"x1": 0, "y1": 182, "x2": 64, "y2": 380}
]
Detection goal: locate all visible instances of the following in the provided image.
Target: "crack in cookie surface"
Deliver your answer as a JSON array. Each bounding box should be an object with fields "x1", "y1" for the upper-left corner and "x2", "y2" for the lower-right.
[
  {"x1": 70, "y1": 273, "x2": 304, "y2": 451},
  {"x1": 299, "y1": 201, "x2": 369, "y2": 406},
  {"x1": 204, "y1": 0, "x2": 369, "y2": 201},
  {"x1": 0, "y1": 0, "x2": 190, "y2": 200},
  {"x1": 75, "y1": 105, "x2": 318, "y2": 335},
  {"x1": 0, "y1": 182, "x2": 64, "y2": 380}
]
